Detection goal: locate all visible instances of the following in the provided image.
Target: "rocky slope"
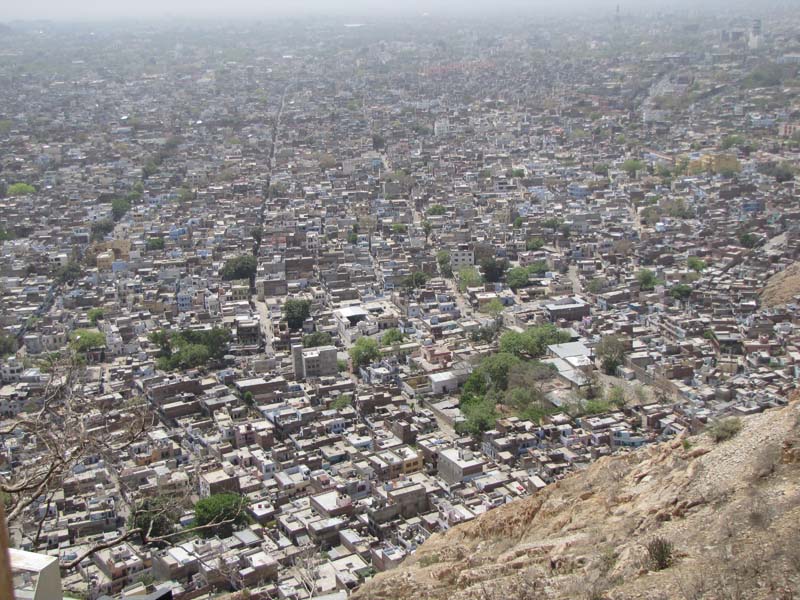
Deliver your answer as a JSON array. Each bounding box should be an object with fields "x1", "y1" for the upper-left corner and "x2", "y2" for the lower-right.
[
  {"x1": 761, "y1": 261, "x2": 800, "y2": 307},
  {"x1": 354, "y1": 399, "x2": 800, "y2": 600}
]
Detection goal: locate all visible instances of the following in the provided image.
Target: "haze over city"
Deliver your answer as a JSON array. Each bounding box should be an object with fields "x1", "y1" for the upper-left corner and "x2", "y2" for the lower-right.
[{"x1": 0, "y1": 1, "x2": 799, "y2": 599}]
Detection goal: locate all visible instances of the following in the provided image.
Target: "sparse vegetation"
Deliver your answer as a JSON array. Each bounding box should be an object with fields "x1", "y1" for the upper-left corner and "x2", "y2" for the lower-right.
[
  {"x1": 708, "y1": 417, "x2": 742, "y2": 442},
  {"x1": 646, "y1": 537, "x2": 674, "y2": 571}
]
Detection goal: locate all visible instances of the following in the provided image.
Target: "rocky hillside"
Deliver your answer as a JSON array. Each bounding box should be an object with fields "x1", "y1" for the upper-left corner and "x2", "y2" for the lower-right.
[
  {"x1": 354, "y1": 399, "x2": 800, "y2": 600},
  {"x1": 761, "y1": 261, "x2": 800, "y2": 307}
]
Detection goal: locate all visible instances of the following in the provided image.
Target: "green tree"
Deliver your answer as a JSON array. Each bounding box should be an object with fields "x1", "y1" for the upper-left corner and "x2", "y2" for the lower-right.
[
  {"x1": 480, "y1": 257, "x2": 508, "y2": 283},
  {"x1": 687, "y1": 256, "x2": 706, "y2": 272},
  {"x1": 242, "y1": 391, "x2": 254, "y2": 406},
  {"x1": 596, "y1": 334, "x2": 626, "y2": 375},
  {"x1": 391, "y1": 223, "x2": 408, "y2": 235},
  {"x1": 427, "y1": 204, "x2": 446, "y2": 216},
  {"x1": 526, "y1": 237, "x2": 545, "y2": 251},
  {"x1": 507, "y1": 267, "x2": 531, "y2": 290},
  {"x1": 55, "y1": 262, "x2": 82, "y2": 284},
  {"x1": 458, "y1": 266, "x2": 483, "y2": 292},
  {"x1": 347, "y1": 231, "x2": 359, "y2": 244},
  {"x1": 436, "y1": 250, "x2": 452, "y2": 277},
  {"x1": 738, "y1": 232, "x2": 759, "y2": 249},
  {"x1": 303, "y1": 331, "x2": 332, "y2": 348},
  {"x1": 457, "y1": 396, "x2": 498, "y2": 435},
  {"x1": 220, "y1": 255, "x2": 257, "y2": 281},
  {"x1": 621, "y1": 159, "x2": 645, "y2": 176},
  {"x1": 381, "y1": 328, "x2": 405, "y2": 346},
  {"x1": 87, "y1": 308, "x2": 105, "y2": 324},
  {"x1": 670, "y1": 284, "x2": 693, "y2": 301},
  {"x1": 636, "y1": 269, "x2": 658, "y2": 291},
  {"x1": 69, "y1": 329, "x2": 106, "y2": 354},
  {"x1": 284, "y1": 299, "x2": 312, "y2": 330},
  {"x1": 481, "y1": 298, "x2": 505, "y2": 318},
  {"x1": 111, "y1": 198, "x2": 131, "y2": 221},
  {"x1": 349, "y1": 337, "x2": 380, "y2": 368},
  {"x1": 146, "y1": 237, "x2": 165, "y2": 251},
  {"x1": 513, "y1": 216, "x2": 524, "y2": 228},
  {"x1": 193, "y1": 493, "x2": 249, "y2": 538},
  {"x1": 404, "y1": 271, "x2": 429, "y2": 290},
  {"x1": 91, "y1": 220, "x2": 115, "y2": 242},
  {"x1": 332, "y1": 394, "x2": 353, "y2": 410},
  {"x1": 0, "y1": 332, "x2": 17, "y2": 357},
  {"x1": 129, "y1": 496, "x2": 179, "y2": 544},
  {"x1": 250, "y1": 228, "x2": 263, "y2": 245},
  {"x1": 499, "y1": 324, "x2": 570, "y2": 358},
  {"x1": 7, "y1": 183, "x2": 35, "y2": 196}
]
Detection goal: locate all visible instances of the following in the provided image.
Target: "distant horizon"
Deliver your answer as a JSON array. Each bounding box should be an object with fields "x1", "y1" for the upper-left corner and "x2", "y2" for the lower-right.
[{"x1": 0, "y1": 0, "x2": 782, "y2": 25}]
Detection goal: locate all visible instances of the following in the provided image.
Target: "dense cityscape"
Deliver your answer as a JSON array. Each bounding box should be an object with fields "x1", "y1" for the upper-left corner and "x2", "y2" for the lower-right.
[{"x1": 1, "y1": 5, "x2": 799, "y2": 599}]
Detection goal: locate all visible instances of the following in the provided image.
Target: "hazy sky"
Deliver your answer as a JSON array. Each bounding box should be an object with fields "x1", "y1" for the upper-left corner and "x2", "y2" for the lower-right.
[{"x1": 1, "y1": 0, "x2": 724, "y2": 23}]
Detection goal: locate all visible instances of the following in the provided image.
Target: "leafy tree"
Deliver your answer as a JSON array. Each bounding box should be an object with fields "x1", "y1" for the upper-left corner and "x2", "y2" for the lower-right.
[
  {"x1": 721, "y1": 135, "x2": 745, "y2": 150},
  {"x1": 371, "y1": 134, "x2": 386, "y2": 150},
  {"x1": 87, "y1": 308, "x2": 104, "y2": 324},
  {"x1": 513, "y1": 216, "x2": 524, "y2": 229},
  {"x1": 403, "y1": 271, "x2": 429, "y2": 290},
  {"x1": 146, "y1": 237, "x2": 165, "y2": 251},
  {"x1": 177, "y1": 187, "x2": 194, "y2": 202},
  {"x1": 391, "y1": 223, "x2": 408, "y2": 235},
  {"x1": 480, "y1": 257, "x2": 508, "y2": 283},
  {"x1": 481, "y1": 298, "x2": 505, "y2": 318},
  {"x1": 738, "y1": 232, "x2": 759, "y2": 249},
  {"x1": 687, "y1": 257, "x2": 706, "y2": 272},
  {"x1": 250, "y1": 228, "x2": 263, "y2": 244},
  {"x1": 766, "y1": 162, "x2": 796, "y2": 183},
  {"x1": 193, "y1": 493, "x2": 249, "y2": 538},
  {"x1": 242, "y1": 391, "x2": 254, "y2": 406},
  {"x1": 670, "y1": 284, "x2": 693, "y2": 301},
  {"x1": 477, "y1": 352, "x2": 521, "y2": 392},
  {"x1": 636, "y1": 269, "x2": 658, "y2": 291},
  {"x1": 220, "y1": 255, "x2": 257, "y2": 281},
  {"x1": 507, "y1": 266, "x2": 531, "y2": 291},
  {"x1": 457, "y1": 396, "x2": 498, "y2": 436},
  {"x1": 318, "y1": 154, "x2": 338, "y2": 170},
  {"x1": 596, "y1": 334, "x2": 626, "y2": 375},
  {"x1": 436, "y1": 250, "x2": 452, "y2": 277},
  {"x1": 0, "y1": 228, "x2": 13, "y2": 242},
  {"x1": 621, "y1": 159, "x2": 645, "y2": 176},
  {"x1": 7, "y1": 183, "x2": 35, "y2": 196},
  {"x1": 91, "y1": 219, "x2": 115, "y2": 242},
  {"x1": 587, "y1": 278, "x2": 607, "y2": 294},
  {"x1": 593, "y1": 163, "x2": 610, "y2": 176},
  {"x1": 55, "y1": 262, "x2": 82, "y2": 284},
  {"x1": 0, "y1": 332, "x2": 17, "y2": 357},
  {"x1": 427, "y1": 204, "x2": 446, "y2": 216},
  {"x1": 111, "y1": 198, "x2": 131, "y2": 221},
  {"x1": 332, "y1": 394, "x2": 353, "y2": 410},
  {"x1": 458, "y1": 266, "x2": 483, "y2": 292},
  {"x1": 129, "y1": 496, "x2": 179, "y2": 544},
  {"x1": 381, "y1": 328, "x2": 404, "y2": 346},
  {"x1": 347, "y1": 231, "x2": 359, "y2": 244},
  {"x1": 150, "y1": 327, "x2": 230, "y2": 370},
  {"x1": 69, "y1": 329, "x2": 106, "y2": 354},
  {"x1": 303, "y1": 331, "x2": 332, "y2": 348},
  {"x1": 499, "y1": 324, "x2": 570, "y2": 359},
  {"x1": 349, "y1": 337, "x2": 380, "y2": 368},
  {"x1": 283, "y1": 299, "x2": 312, "y2": 330},
  {"x1": 422, "y1": 220, "x2": 432, "y2": 239},
  {"x1": 526, "y1": 237, "x2": 545, "y2": 251},
  {"x1": 542, "y1": 217, "x2": 562, "y2": 233}
]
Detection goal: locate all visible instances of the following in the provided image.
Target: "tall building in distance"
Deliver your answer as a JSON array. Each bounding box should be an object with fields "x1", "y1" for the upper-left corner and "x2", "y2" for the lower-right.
[{"x1": 749, "y1": 18, "x2": 763, "y2": 50}]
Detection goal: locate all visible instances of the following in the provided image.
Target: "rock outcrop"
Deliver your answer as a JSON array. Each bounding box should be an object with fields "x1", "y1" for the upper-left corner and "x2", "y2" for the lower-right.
[{"x1": 354, "y1": 398, "x2": 800, "y2": 599}]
